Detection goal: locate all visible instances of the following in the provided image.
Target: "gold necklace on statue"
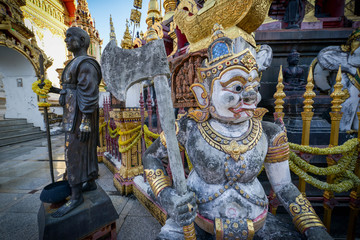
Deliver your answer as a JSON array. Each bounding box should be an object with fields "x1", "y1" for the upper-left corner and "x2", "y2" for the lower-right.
[{"x1": 197, "y1": 118, "x2": 262, "y2": 161}]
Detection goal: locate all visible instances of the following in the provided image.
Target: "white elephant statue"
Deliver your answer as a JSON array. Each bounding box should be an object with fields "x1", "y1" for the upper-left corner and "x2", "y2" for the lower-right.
[{"x1": 314, "y1": 28, "x2": 360, "y2": 131}]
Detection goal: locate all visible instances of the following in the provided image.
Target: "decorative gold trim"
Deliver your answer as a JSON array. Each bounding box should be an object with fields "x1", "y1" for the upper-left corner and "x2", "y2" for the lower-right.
[
  {"x1": 198, "y1": 118, "x2": 262, "y2": 161},
  {"x1": 289, "y1": 194, "x2": 325, "y2": 234},
  {"x1": 197, "y1": 49, "x2": 257, "y2": 84},
  {"x1": 246, "y1": 219, "x2": 255, "y2": 240},
  {"x1": 272, "y1": 132, "x2": 288, "y2": 146},
  {"x1": 265, "y1": 143, "x2": 290, "y2": 163},
  {"x1": 144, "y1": 169, "x2": 172, "y2": 197},
  {"x1": 183, "y1": 222, "x2": 196, "y2": 240},
  {"x1": 215, "y1": 218, "x2": 223, "y2": 240},
  {"x1": 253, "y1": 108, "x2": 269, "y2": 121}
]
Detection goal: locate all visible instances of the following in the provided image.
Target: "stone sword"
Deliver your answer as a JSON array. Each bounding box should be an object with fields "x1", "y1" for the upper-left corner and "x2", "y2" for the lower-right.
[{"x1": 101, "y1": 39, "x2": 196, "y2": 239}]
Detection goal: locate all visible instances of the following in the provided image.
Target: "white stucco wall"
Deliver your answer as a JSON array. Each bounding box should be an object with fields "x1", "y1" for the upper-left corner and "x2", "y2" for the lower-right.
[
  {"x1": 23, "y1": 19, "x2": 68, "y2": 90},
  {"x1": 0, "y1": 46, "x2": 45, "y2": 130},
  {"x1": 126, "y1": 83, "x2": 142, "y2": 108}
]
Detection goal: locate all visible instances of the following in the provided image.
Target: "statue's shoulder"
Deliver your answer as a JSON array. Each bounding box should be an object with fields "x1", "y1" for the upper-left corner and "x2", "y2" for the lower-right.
[{"x1": 261, "y1": 120, "x2": 288, "y2": 147}]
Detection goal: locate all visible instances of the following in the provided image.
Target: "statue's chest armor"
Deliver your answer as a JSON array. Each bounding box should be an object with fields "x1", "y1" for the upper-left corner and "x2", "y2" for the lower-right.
[{"x1": 185, "y1": 119, "x2": 267, "y2": 184}]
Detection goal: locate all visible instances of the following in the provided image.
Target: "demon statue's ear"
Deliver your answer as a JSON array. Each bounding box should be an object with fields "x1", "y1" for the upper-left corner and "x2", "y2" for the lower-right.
[
  {"x1": 256, "y1": 45, "x2": 273, "y2": 72},
  {"x1": 190, "y1": 83, "x2": 209, "y2": 108}
]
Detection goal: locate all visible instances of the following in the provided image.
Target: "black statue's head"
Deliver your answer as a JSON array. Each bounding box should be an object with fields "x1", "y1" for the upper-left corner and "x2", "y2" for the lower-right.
[
  {"x1": 287, "y1": 49, "x2": 300, "y2": 66},
  {"x1": 65, "y1": 27, "x2": 90, "y2": 53}
]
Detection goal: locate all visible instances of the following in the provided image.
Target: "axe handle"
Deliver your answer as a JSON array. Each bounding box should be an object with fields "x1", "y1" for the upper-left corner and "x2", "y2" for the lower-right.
[{"x1": 153, "y1": 75, "x2": 196, "y2": 240}]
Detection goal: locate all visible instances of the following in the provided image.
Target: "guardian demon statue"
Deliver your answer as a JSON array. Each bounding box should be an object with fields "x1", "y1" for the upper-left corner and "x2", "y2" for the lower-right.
[{"x1": 143, "y1": 26, "x2": 332, "y2": 240}]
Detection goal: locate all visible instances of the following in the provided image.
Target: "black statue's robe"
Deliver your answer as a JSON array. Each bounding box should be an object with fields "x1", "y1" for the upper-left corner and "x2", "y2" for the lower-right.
[{"x1": 61, "y1": 56, "x2": 102, "y2": 187}]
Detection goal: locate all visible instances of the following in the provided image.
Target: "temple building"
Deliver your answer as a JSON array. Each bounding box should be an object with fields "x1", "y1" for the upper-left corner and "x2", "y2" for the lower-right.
[{"x1": 0, "y1": 0, "x2": 101, "y2": 145}]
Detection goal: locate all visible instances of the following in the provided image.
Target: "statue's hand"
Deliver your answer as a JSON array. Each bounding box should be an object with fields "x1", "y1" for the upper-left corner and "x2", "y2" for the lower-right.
[
  {"x1": 305, "y1": 227, "x2": 332, "y2": 240},
  {"x1": 158, "y1": 187, "x2": 197, "y2": 227},
  {"x1": 59, "y1": 89, "x2": 67, "y2": 106},
  {"x1": 79, "y1": 114, "x2": 91, "y2": 142}
]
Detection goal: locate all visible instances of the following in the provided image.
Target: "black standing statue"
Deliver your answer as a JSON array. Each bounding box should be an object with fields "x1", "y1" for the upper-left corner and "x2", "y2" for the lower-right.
[
  {"x1": 284, "y1": 0, "x2": 304, "y2": 29},
  {"x1": 283, "y1": 49, "x2": 306, "y2": 91},
  {"x1": 50, "y1": 27, "x2": 102, "y2": 217}
]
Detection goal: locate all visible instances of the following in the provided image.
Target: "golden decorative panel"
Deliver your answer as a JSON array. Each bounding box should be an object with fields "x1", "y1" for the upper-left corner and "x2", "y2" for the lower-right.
[{"x1": 173, "y1": 0, "x2": 273, "y2": 52}]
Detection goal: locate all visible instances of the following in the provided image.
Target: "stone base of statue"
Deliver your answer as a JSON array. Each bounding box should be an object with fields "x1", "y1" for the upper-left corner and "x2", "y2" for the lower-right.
[{"x1": 38, "y1": 184, "x2": 118, "y2": 240}]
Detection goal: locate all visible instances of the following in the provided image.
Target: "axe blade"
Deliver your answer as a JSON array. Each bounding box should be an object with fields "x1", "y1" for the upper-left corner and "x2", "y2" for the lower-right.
[{"x1": 101, "y1": 39, "x2": 170, "y2": 102}]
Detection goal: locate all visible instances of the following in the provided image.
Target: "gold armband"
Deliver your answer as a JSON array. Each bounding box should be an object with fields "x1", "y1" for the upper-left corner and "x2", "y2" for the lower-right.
[
  {"x1": 289, "y1": 194, "x2": 325, "y2": 234},
  {"x1": 265, "y1": 143, "x2": 290, "y2": 163},
  {"x1": 144, "y1": 169, "x2": 172, "y2": 197}
]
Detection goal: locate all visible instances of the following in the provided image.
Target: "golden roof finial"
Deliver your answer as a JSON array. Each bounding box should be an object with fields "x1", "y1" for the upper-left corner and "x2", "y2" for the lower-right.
[
  {"x1": 163, "y1": 0, "x2": 177, "y2": 21},
  {"x1": 145, "y1": 26, "x2": 159, "y2": 43},
  {"x1": 302, "y1": 64, "x2": 316, "y2": 113},
  {"x1": 330, "y1": 65, "x2": 345, "y2": 112},
  {"x1": 109, "y1": 15, "x2": 118, "y2": 45},
  {"x1": 211, "y1": 23, "x2": 225, "y2": 41},
  {"x1": 146, "y1": 0, "x2": 161, "y2": 28},
  {"x1": 121, "y1": 19, "x2": 133, "y2": 49},
  {"x1": 273, "y1": 65, "x2": 286, "y2": 120}
]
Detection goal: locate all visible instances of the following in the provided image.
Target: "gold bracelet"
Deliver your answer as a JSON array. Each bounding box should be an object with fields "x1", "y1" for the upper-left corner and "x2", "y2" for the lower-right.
[
  {"x1": 144, "y1": 169, "x2": 172, "y2": 197},
  {"x1": 289, "y1": 194, "x2": 325, "y2": 234}
]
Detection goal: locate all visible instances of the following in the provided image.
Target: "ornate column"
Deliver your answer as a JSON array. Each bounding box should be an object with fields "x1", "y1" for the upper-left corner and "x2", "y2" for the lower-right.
[
  {"x1": 273, "y1": 65, "x2": 286, "y2": 121},
  {"x1": 113, "y1": 108, "x2": 144, "y2": 195},
  {"x1": 299, "y1": 65, "x2": 316, "y2": 195},
  {"x1": 323, "y1": 66, "x2": 345, "y2": 231}
]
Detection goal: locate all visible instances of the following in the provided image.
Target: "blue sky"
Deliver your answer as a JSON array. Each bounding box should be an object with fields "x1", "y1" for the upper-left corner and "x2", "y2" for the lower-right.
[{"x1": 87, "y1": 0, "x2": 152, "y2": 51}]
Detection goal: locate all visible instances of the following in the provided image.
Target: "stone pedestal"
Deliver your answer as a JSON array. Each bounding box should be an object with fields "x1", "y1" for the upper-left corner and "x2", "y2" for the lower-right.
[{"x1": 38, "y1": 185, "x2": 118, "y2": 240}]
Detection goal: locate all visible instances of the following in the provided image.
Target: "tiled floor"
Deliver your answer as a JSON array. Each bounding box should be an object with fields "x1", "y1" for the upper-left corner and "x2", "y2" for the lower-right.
[{"x1": 0, "y1": 134, "x2": 161, "y2": 240}]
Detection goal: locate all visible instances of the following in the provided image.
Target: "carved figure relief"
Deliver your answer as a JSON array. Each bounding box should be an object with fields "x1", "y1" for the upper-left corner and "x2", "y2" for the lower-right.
[{"x1": 171, "y1": 50, "x2": 208, "y2": 108}]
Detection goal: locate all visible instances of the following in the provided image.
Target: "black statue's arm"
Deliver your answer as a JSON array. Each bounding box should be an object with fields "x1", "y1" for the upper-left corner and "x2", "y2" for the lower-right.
[
  {"x1": 76, "y1": 60, "x2": 101, "y2": 142},
  {"x1": 49, "y1": 86, "x2": 62, "y2": 94}
]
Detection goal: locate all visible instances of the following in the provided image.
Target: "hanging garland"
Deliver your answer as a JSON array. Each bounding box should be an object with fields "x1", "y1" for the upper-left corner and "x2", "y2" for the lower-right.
[
  {"x1": 289, "y1": 150, "x2": 357, "y2": 176},
  {"x1": 99, "y1": 122, "x2": 107, "y2": 134},
  {"x1": 31, "y1": 79, "x2": 52, "y2": 107},
  {"x1": 289, "y1": 160, "x2": 359, "y2": 192},
  {"x1": 119, "y1": 133, "x2": 142, "y2": 153},
  {"x1": 289, "y1": 138, "x2": 358, "y2": 155},
  {"x1": 143, "y1": 125, "x2": 160, "y2": 139},
  {"x1": 118, "y1": 130, "x2": 142, "y2": 146}
]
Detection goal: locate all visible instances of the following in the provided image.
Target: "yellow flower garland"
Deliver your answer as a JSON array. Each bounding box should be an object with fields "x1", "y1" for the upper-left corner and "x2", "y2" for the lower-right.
[
  {"x1": 287, "y1": 137, "x2": 360, "y2": 192},
  {"x1": 118, "y1": 125, "x2": 142, "y2": 136},
  {"x1": 118, "y1": 131, "x2": 142, "y2": 146},
  {"x1": 143, "y1": 125, "x2": 160, "y2": 139},
  {"x1": 289, "y1": 150, "x2": 357, "y2": 176},
  {"x1": 99, "y1": 122, "x2": 107, "y2": 134},
  {"x1": 119, "y1": 133, "x2": 142, "y2": 153},
  {"x1": 289, "y1": 138, "x2": 359, "y2": 155},
  {"x1": 289, "y1": 160, "x2": 359, "y2": 192},
  {"x1": 32, "y1": 79, "x2": 52, "y2": 107}
]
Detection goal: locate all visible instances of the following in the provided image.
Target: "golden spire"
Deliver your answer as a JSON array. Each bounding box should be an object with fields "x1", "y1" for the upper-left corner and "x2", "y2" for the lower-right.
[
  {"x1": 330, "y1": 66, "x2": 345, "y2": 113},
  {"x1": 302, "y1": 65, "x2": 316, "y2": 114},
  {"x1": 273, "y1": 65, "x2": 286, "y2": 120},
  {"x1": 121, "y1": 20, "x2": 133, "y2": 49},
  {"x1": 145, "y1": 26, "x2": 160, "y2": 43},
  {"x1": 146, "y1": 0, "x2": 162, "y2": 28},
  {"x1": 109, "y1": 15, "x2": 118, "y2": 45},
  {"x1": 163, "y1": 0, "x2": 177, "y2": 21}
]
